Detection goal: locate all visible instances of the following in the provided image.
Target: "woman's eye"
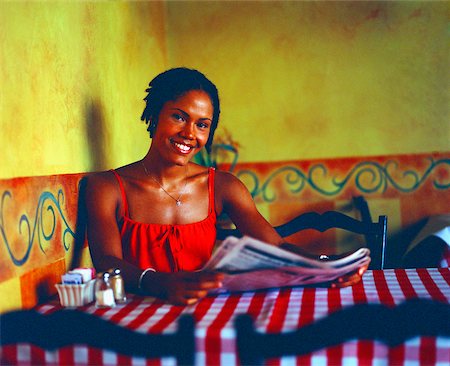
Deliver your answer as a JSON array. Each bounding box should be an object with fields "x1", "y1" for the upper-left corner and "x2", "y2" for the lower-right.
[
  {"x1": 173, "y1": 114, "x2": 185, "y2": 122},
  {"x1": 197, "y1": 122, "x2": 210, "y2": 129}
]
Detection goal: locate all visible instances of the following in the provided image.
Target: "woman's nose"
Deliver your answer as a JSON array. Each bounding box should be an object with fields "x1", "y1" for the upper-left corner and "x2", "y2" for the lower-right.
[{"x1": 181, "y1": 122, "x2": 195, "y2": 139}]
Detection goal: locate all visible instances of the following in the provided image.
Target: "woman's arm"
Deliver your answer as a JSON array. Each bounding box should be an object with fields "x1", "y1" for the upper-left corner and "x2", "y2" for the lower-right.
[
  {"x1": 215, "y1": 171, "x2": 368, "y2": 287},
  {"x1": 85, "y1": 173, "x2": 143, "y2": 289},
  {"x1": 85, "y1": 172, "x2": 222, "y2": 305},
  {"x1": 215, "y1": 171, "x2": 283, "y2": 245}
]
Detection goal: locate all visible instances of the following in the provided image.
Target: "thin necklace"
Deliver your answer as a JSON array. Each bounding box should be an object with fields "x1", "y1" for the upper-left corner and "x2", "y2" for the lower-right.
[{"x1": 141, "y1": 161, "x2": 188, "y2": 207}]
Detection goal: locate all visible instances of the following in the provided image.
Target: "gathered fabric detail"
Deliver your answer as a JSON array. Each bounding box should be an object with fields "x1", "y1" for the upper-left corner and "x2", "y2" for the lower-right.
[{"x1": 111, "y1": 168, "x2": 217, "y2": 272}]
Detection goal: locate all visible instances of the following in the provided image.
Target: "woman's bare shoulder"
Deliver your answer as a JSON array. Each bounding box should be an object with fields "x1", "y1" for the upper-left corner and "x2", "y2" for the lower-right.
[
  {"x1": 84, "y1": 170, "x2": 120, "y2": 199},
  {"x1": 215, "y1": 169, "x2": 245, "y2": 189},
  {"x1": 214, "y1": 169, "x2": 252, "y2": 209},
  {"x1": 86, "y1": 170, "x2": 115, "y2": 185},
  {"x1": 187, "y1": 162, "x2": 211, "y2": 182},
  {"x1": 188, "y1": 162, "x2": 209, "y2": 173}
]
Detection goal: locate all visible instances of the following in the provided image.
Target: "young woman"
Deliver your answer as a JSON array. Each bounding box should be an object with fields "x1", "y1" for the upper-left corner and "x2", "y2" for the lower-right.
[{"x1": 85, "y1": 68, "x2": 366, "y2": 305}]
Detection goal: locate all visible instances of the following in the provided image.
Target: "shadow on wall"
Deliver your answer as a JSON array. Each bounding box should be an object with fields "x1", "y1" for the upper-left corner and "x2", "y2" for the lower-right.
[
  {"x1": 85, "y1": 99, "x2": 108, "y2": 172},
  {"x1": 70, "y1": 176, "x2": 89, "y2": 270},
  {"x1": 77, "y1": 99, "x2": 108, "y2": 270}
]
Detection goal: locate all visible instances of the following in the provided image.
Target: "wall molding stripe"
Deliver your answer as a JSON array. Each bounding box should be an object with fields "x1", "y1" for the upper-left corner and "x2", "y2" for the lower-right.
[{"x1": 236, "y1": 158, "x2": 450, "y2": 202}]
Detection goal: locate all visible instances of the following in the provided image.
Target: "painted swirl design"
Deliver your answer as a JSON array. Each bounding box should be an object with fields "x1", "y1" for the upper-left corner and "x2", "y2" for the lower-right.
[
  {"x1": 0, "y1": 189, "x2": 75, "y2": 266},
  {"x1": 237, "y1": 158, "x2": 450, "y2": 202}
]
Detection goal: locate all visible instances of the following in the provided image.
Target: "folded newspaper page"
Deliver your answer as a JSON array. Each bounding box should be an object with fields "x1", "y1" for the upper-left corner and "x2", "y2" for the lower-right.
[{"x1": 203, "y1": 236, "x2": 371, "y2": 293}]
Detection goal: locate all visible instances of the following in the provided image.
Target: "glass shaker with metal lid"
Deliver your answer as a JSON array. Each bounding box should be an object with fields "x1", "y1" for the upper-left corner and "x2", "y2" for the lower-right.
[
  {"x1": 109, "y1": 268, "x2": 127, "y2": 303},
  {"x1": 94, "y1": 271, "x2": 116, "y2": 308}
]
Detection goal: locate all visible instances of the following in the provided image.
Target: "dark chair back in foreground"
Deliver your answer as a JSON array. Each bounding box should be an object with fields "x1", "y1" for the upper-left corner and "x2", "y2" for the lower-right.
[
  {"x1": 235, "y1": 298, "x2": 450, "y2": 365},
  {"x1": 217, "y1": 196, "x2": 387, "y2": 269},
  {"x1": 0, "y1": 309, "x2": 195, "y2": 365}
]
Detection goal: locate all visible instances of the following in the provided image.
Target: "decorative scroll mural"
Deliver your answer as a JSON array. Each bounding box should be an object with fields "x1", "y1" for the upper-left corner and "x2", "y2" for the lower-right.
[
  {"x1": 236, "y1": 158, "x2": 450, "y2": 202},
  {"x1": 0, "y1": 189, "x2": 75, "y2": 267},
  {"x1": 0, "y1": 155, "x2": 449, "y2": 269}
]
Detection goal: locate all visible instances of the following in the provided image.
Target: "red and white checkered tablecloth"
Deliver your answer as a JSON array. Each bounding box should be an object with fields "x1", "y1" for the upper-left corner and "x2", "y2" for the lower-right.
[{"x1": 1, "y1": 268, "x2": 449, "y2": 366}]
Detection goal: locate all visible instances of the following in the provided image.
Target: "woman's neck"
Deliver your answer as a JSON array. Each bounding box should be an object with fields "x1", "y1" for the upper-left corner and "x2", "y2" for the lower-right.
[{"x1": 142, "y1": 154, "x2": 189, "y2": 184}]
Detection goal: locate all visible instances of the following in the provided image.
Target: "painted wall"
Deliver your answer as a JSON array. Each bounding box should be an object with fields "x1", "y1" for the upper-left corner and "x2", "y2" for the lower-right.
[
  {"x1": 165, "y1": 1, "x2": 449, "y2": 163},
  {"x1": 1, "y1": 1, "x2": 448, "y2": 177},
  {"x1": 0, "y1": 1, "x2": 167, "y2": 179},
  {"x1": 0, "y1": 1, "x2": 448, "y2": 312}
]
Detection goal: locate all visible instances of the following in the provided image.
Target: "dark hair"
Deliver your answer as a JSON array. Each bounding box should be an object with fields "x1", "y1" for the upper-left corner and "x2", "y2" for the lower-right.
[{"x1": 141, "y1": 67, "x2": 220, "y2": 154}]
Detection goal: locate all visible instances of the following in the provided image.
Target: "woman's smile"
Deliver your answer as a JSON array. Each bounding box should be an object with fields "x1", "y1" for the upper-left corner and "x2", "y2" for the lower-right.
[{"x1": 170, "y1": 139, "x2": 195, "y2": 154}]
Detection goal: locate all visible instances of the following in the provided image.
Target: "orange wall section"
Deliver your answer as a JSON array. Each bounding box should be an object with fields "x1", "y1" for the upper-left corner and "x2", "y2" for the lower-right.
[{"x1": 1, "y1": 153, "x2": 447, "y2": 312}]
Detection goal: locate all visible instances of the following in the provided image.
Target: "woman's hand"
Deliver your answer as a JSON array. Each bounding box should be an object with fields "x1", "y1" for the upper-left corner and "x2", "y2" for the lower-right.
[
  {"x1": 280, "y1": 242, "x2": 369, "y2": 288},
  {"x1": 330, "y1": 264, "x2": 369, "y2": 288},
  {"x1": 142, "y1": 271, "x2": 224, "y2": 305}
]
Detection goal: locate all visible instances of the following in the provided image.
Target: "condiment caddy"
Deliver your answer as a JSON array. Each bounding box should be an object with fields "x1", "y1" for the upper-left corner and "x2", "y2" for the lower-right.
[
  {"x1": 55, "y1": 268, "x2": 96, "y2": 307},
  {"x1": 56, "y1": 267, "x2": 126, "y2": 308}
]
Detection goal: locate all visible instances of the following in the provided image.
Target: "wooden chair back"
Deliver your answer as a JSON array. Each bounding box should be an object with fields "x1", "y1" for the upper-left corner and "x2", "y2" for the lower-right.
[{"x1": 216, "y1": 196, "x2": 387, "y2": 269}]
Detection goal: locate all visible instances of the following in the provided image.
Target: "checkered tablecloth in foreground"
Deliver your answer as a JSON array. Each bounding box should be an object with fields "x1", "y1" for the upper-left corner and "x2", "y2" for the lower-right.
[{"x1": 1, "y1": 268, "x2": 449, "y2": 366}]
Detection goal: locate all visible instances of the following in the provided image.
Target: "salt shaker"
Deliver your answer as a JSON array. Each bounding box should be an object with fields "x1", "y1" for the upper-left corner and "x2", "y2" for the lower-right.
[
  {"x1": 109, "y1": 268, "x2": 127, "y2": 303},
  {"x1": 95, "y1": 272, "x2": 116, "y2": 308}
]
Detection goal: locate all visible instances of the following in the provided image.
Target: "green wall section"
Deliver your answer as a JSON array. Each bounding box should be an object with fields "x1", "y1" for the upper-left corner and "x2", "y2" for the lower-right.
[{"x1": 1, "y1": 1, "x2": 449, "y2": 178}]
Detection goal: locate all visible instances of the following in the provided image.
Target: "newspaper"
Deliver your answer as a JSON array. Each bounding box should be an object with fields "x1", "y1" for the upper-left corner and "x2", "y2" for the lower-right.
[{"x1": 203, "y1": 236, "x2": 371, "y2": 293}]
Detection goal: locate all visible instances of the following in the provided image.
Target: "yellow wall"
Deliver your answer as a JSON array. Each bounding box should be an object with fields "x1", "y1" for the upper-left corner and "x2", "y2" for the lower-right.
[
  {"x1": 0, "y1": 1, "x2": 167, "y2": 179},
  {"x1": 1, "y1": 2, "x2": 449, "y2": 174},
  {"x1": 166, "y1": 1, "x2": 449, "y2": 163}
]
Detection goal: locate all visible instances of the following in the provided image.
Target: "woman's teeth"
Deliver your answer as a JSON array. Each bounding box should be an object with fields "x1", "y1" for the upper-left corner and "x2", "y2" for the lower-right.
[{"x1": 173, "y1": 141, "x2": 192, "y2": 153}]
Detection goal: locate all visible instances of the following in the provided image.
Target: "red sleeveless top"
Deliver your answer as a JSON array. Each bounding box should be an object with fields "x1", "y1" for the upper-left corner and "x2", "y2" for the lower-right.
[{"x1": 111, "y1": 168, "x2": 217, "y2": 272}]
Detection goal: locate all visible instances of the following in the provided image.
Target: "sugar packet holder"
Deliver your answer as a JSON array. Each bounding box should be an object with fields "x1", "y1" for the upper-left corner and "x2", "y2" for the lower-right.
[
  {"x1": 56, "y1": 268, "x2": 96, "y2": 307},
  {"x1": 55, "y1": 280, "x2": 95, "y2": 307}
]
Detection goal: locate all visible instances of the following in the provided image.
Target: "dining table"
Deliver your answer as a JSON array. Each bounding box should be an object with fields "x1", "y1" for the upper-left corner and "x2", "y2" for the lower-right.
[{"x1": 1, "y1": 267, "x2": 449, "y2": 366}]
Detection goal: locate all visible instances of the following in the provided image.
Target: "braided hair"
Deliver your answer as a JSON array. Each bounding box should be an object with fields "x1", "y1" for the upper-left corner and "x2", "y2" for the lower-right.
[{"x1": 141, "y1": 67, "x2": 220, "y2": 154}]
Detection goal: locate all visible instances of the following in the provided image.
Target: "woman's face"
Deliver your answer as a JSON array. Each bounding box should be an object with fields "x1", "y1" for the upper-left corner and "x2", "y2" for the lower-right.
[{"x1": 151, "y1": 89, "x2": 214, "y2": 166}]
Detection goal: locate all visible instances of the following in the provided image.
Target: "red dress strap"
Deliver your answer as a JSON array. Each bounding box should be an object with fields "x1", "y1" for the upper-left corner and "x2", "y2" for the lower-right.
[
  {"x1": 110, "y1": 169, "x2": 129, "y2": 217},
  {"x1": 208, "y1": 167, "x2": 215, "y2": 215}
]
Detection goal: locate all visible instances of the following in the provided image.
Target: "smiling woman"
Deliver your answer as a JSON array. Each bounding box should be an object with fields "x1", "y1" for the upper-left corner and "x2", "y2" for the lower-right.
[{"x1": 84, "y1": 68, "x2": 367, "y2": 306}]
